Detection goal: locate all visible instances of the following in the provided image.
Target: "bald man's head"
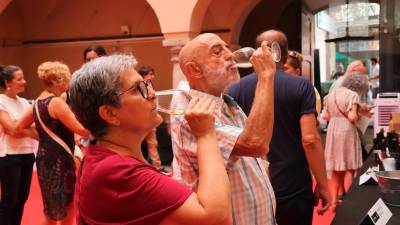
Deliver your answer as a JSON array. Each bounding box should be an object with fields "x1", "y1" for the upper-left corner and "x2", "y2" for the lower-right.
[
  {"x1": 178, "y1": 33, "x2": 239, "y2": 95},
  {"x1": 255, "y1": 30, "x2": 288, "y2": 65},
  {"x1": 179, "y1": 33, "x2": 217, "y2": 71}
]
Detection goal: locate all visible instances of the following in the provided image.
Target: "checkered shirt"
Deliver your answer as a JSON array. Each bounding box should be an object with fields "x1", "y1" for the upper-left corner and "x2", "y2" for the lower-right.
[{"x1": 170, "y1": 89, "x2": 276, "y2": 225}]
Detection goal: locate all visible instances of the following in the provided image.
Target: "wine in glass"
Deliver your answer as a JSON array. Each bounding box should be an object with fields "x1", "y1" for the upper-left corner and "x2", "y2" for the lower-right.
[
  {"x1": 232, "y1": 41, "x2": 281, "y2": 68},
  {"x1": 155, "y1": 89, "x2": 191, "y2": 115}
]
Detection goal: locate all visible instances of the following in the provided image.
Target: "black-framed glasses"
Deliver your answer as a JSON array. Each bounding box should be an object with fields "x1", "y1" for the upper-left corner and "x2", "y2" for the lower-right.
[{"x1": 118, "y1": 80, "x2": 149, "y2": 99}]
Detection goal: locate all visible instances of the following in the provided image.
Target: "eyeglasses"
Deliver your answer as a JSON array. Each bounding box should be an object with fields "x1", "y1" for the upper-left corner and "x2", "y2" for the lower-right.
[{"x1": 118, "y1": 80, "x2": 149, "y2": 99}]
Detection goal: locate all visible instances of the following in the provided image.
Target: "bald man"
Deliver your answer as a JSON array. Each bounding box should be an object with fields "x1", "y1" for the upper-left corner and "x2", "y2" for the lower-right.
[
  {"x1": 228, "y1": 30, "x2": 330, "y2": 225},
  {"x1": 328, "y1": 60, "x2": 368, "y2": 93},
  {"x1": 171, "y1": 33, "x2": 277, "y2": 225}
]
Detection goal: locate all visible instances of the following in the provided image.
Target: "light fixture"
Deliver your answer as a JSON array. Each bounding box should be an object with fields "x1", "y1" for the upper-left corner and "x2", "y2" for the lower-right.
[
  {"x1": 120, "y1": 25, "x2": 131, "y2": 36},
  {"x1": 325, "y1": 0, "x2": 374, "y2": 43}
]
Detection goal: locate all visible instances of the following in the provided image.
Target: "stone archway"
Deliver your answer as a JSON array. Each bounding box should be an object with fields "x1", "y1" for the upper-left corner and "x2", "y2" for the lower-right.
[
  {"x1": 227, "y1": 0, "x2": 261, "y2": 49},
  {"x1": 0, "y1": 0, "x2": 11, "y2": 14}
]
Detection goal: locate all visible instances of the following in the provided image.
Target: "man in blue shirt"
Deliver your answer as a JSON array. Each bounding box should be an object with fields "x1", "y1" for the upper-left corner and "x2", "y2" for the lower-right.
[{"x1": 228, "y1": 30, "x2": 331, "y2": 225}]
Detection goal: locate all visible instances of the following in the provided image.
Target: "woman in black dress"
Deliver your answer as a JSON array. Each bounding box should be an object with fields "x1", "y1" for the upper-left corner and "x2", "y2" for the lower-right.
[{"x1": 16, "y1": 61, "x2": 89, "y2": 225}]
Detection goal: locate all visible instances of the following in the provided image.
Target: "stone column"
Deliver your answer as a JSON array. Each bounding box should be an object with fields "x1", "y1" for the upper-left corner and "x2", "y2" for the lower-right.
[{"x1": 162, "y1": 39, "x2": 187, "y2": 89}]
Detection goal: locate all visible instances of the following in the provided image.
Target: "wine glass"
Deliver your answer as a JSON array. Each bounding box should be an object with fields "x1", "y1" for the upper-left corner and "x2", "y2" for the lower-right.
[
  {"x1": 232, "y1": 41, "x2": 281, "y2": 68},
  {"x1": 155, "y1": 89, "x2": 192, "y2": 115}
]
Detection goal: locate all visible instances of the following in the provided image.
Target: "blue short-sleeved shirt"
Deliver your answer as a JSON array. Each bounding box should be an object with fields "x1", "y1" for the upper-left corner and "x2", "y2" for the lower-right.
[{"x1": 228, "y1": 68, "x2": 316, "y2": 200}]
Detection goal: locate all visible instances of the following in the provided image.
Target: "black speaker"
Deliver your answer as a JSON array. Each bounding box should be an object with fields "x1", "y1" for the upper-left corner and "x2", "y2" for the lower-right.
[{"x1": 313, "y1": 49, "x2": 322, "y2": 95}]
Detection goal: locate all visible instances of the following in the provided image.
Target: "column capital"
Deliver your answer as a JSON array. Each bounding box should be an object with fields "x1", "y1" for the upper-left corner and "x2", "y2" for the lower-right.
[
  {"x1": 162, "y1": 39, "x2": 188, "y2": 48},
  {"x1": 162, "y1": 39, "x2": 187, "y2": 89},
  {"x1": 168, "y1": 45, "x2": 183, "y2": 64},
  {"x1": 162, "y1": 31, "x2": 197, "y2": 48}
]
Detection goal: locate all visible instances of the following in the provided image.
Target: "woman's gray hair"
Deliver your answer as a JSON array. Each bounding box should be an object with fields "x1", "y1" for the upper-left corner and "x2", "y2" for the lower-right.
[
  {"x1": 342, "y1": 73, "x2": 369, "y2": 96},
  {"x1": 69, "y1": 55, "x2": 138, "y2": 138}
]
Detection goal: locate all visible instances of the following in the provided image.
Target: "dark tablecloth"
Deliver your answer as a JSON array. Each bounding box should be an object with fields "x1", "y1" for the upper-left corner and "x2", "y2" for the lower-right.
[{"x1": 331, "y1": 154, "x2": 400, "y2": 225}]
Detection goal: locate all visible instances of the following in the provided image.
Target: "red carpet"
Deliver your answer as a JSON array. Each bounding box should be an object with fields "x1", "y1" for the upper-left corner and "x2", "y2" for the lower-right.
[
  {"x1": 22, "y1": 172, "x2": 76, "y2": 225},
  {"x1": 23, "y1": 172, "x2": 335, "y2": 225},
  {"x1": 312, "y1": 198, "x2": 335, "y2": 225}
]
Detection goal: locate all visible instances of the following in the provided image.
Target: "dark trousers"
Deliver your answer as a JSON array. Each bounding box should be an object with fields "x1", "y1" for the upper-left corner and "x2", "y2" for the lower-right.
[
  {"x1": 275, "y1": 194, "x2": 314, "y2": 225},
  {"x1": 0, "y1": 154, "x2": 35, "y2": 225}
]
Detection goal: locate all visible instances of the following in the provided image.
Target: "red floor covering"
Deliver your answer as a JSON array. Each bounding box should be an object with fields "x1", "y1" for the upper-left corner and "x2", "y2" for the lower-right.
[{"x1": 22, "y1": 172, "x2": 335, "y2": 225}]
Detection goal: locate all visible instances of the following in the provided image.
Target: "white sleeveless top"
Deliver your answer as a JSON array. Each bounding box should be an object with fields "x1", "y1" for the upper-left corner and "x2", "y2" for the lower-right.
[{"x1": 0, "y1": 94, "x2": 37, "y2": 156}]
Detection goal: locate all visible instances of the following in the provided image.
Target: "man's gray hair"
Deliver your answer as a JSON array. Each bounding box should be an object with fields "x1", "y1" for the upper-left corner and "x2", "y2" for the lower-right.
[
  {"x1": 69, "y1": 54, "x2": 138, "y2": 138},
  {"x1": 342, "y1": 73, "x2": 369, "y2": 96}
]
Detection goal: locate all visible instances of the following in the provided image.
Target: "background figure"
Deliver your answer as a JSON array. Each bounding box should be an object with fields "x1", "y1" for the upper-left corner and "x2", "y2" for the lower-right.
[
  {"x1": 328, "y1": 60, "x2": 368, "y2": 94},
  {"x1": 323, "y1": 73, "x2": 369, "y2": 212},
  {"x1": 330, "y1": 64, "x2": 345, "y2": 81},
  {"x1": 83, "y1": 45, "x2": 107, "y2": 63},
  {"x1": 77, "y1": 45, "x2": 107, "y2": 147},
  {"x1": 284, "y1": 50, "x2": 321, "y2": 114},
  {"x1": 331, "y1": 71, "x2": 344, "y2": 81},
  {"x1": 138, "y1": 66, "x2": 165, "y2": 172},
  {"x1": 370, "y1": 57, "x2": 379, "y2": 98},
  {"x1": 229, "y1": 30, "x2": 330, "y2": 225},
  {"x1": 0, "y1": 65, "x2": 37, "y2": 225},
  {"x1": 16, "y1": 62, "x2": 89, "y2": 225},
  {"x1": 335, "y1": 63, "x2": 345, "y2": 74},
  {"x1": 69, "y1": 55, "x2": 231, "y2": 225}
]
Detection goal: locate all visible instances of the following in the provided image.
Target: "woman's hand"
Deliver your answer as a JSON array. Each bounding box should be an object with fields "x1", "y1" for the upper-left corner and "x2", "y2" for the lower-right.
[
  {"x1": 358, "y1": 103, "x2": 372, "y2": 118},
  {"x1": 184, "y1": 97, "x2": 216, "y2": 137},
  {"x1": 348, "y1": 104, "x2": 359, "y2": 123}
]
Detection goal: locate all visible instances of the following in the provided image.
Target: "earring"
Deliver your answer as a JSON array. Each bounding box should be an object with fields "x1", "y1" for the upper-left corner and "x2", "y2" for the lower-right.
[{"x1": 6, "y1": 87, "x2": 10, "y2": 91}]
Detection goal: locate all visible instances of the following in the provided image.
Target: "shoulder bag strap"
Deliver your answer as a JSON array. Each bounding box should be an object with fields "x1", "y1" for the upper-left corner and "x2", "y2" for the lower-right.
[
  {"x1": 334, "y1": 90, "x2": 349, "y2": 119},
  {"x1": 334, "y1": 90, "x2": 361, "y2": 128},
  {"x1": 34, "y1": 100, "x2": 73, "y2": 156}
]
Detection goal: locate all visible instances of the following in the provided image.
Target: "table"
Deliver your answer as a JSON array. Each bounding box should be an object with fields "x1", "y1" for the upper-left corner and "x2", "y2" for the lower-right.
[{"x1": 331, "y1": 154, "x2": 400, "y2": 225}]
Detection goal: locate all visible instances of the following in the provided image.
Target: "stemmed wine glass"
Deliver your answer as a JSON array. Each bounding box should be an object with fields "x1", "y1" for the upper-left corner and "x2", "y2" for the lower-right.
[
  {"x1": 155, "y1": 89, "x2": 192, "y2": 115},
  {"x1": 232, "y1": 41, "x2": 281, "y2": 68},
  {"x1": 156, "y1": 89, "x2": 224, "y2": 128}
]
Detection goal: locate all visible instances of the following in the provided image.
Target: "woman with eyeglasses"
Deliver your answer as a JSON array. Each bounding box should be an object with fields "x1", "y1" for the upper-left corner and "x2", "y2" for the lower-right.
[
  {"x1": 16, "y1": 61, "x2": 90, "y2": 225},
  {"x1": 69, "y1": 55, "x2": 231, "y2": 225}
]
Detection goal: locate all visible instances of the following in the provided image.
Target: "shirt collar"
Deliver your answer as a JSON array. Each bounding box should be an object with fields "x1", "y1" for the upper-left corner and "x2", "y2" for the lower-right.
[
  {"x1": 189, "y1": 89, "x2": 238, "y2": 107},
  {"x1": 190, "y1": 89, "x2": 224, "y2": 104}
]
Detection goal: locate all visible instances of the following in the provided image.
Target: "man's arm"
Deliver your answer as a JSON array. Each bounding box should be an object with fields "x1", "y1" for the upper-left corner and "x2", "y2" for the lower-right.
[
  {"x1": 232, "y1": 41, "x2": 275, "y2": 157},
  {"x1": 300, "y1": 113, "x2": 331, "y2": 215}
]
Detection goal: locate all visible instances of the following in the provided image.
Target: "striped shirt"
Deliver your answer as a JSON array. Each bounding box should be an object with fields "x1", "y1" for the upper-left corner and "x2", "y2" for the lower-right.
[{"x1": 171, "y1": 89, "x2": 276, "y2": 225}]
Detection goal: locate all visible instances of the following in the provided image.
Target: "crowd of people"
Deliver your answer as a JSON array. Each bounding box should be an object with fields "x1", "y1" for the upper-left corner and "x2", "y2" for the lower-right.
[{"x1": 0, "y1": 29, "x2": 376, "y2": 225}]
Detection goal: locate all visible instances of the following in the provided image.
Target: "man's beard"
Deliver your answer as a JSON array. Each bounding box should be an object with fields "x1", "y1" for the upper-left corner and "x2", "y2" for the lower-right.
[{"x1": 202, "y1": 61, "x2": 240, "y2": 92}]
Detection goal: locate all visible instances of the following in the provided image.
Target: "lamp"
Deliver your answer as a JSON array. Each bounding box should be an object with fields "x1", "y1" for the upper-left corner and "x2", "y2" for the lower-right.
[{"x1": 325, "y1": 0, "x2": 374, "y2": 43}]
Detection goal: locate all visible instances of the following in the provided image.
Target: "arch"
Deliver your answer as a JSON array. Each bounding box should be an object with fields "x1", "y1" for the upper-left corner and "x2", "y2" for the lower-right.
[
  {"x1": 0, "y1": 0, "x2": 11, "y2": 14},
  {"x1": 228, "y1": 0, "x2": 261, "y2": 47},
  {"x1": 147, "y1": 0, "x2": 212, "y2": 39},
  {"x1": 190, "y1": 0, "x2": 214, "y2": 34}
]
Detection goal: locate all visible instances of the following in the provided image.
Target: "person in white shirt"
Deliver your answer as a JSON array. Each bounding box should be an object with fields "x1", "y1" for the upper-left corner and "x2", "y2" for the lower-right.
[
  {"x1": 0, "y1": 65, "x2": 38, "y2": 225},
  {"x1": 370, "y1": 57, "x2": 379, "y2": 98}
]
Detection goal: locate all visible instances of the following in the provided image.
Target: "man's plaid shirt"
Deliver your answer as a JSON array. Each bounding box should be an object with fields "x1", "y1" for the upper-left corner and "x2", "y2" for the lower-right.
[{"x1": 170, "y1": 89, "x2": 276, "y2": 225}]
